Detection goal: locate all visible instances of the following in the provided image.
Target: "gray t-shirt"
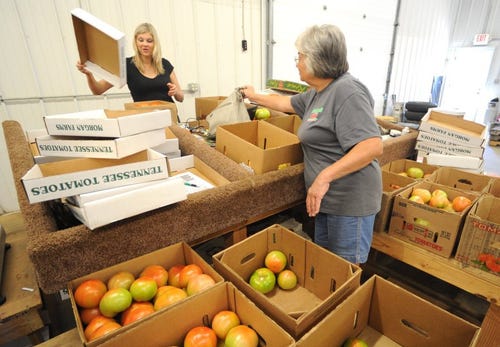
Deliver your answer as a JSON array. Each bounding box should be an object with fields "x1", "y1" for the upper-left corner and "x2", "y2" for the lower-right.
[{"x1": 291, "y1": 73, "x2": 382, "y2": 216}]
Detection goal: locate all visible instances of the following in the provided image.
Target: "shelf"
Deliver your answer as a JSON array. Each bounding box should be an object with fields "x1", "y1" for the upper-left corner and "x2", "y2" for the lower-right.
[{"x1": 371, "y1": 232, "x2": 499, "y2": 305}]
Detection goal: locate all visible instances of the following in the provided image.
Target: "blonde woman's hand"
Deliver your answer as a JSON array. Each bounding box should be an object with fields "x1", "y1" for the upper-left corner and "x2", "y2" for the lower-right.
[{"x1": 167, "y1": 82, "x2": 177, "y2": 97}]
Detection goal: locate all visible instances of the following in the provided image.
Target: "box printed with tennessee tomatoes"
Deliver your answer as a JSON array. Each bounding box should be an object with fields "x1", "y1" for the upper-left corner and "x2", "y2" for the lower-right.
[
  {"x1": 68, "y1": 242, "x2": 224, "y2": 347},
  {"x1": 455, "y1": 194, "x2": 500, "y2": 277}
]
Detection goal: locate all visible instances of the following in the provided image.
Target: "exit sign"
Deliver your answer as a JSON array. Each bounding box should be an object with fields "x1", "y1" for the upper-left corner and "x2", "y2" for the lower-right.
[{"x1": 473, "y1": 33, "x2": 490, "y2": 45}]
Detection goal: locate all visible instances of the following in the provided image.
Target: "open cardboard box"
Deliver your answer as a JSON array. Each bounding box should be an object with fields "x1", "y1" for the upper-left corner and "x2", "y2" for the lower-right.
[
  {"x1": 215, "y1": 120, "x2": 303, "y2": 174},
  {"x1": 71, "y1": 8, "x2": 126, "y2": 87},
  {"x1": 96, "y1": 282, "x2": 295, "y2": 347},
  {"x1": 374, "y1": 170, "x2": 417, "y2": 233},
  {"x1": 21, "y1": 148, "x2": 169, "y2": 203},
  {"x1": 381, "y1": 158, "x2": 439, "y2": 178},
  {"x1": 65, "y1": 177, "x2": 186, "y2": 230},
  {"x1": 68, "y1": 242, "x2": 224, "y2": 347},
  {"x1": 296, "y1": 275, "x2": 479, "y2": 347},
  {"x1": 212, "y1": 224, "x2": 361, "y2": 338},
  {"x1": 35, "y1": 128, "x2": 166, "y2": 159},
  {"x1": 195, "y1": 96, "x2": 227, "y2": 120},
  {"x1": 43, "y1": 109, "x2": 172, "y2": 138},
  {"x1": 264, "y1": 114, "x2": 302, "y2": 135},
  {"x1": 388, "y1": 181, "x2": 480, "y2": 257},
  {"x1": 124, "y1": 100, "x2": 178, "y2": 124},
  {"x1": 487, "y1": 177, "x2": 500, "y2": 197},
  {"x1": 419, "y1": 110, "x2": 486, "y2": 147},
  {"x1": 425, "y1": 166, "x2": 492, "y2": 193},
  {"x1": 455, "y1": 194, "x2": 500, "y2": 278}
]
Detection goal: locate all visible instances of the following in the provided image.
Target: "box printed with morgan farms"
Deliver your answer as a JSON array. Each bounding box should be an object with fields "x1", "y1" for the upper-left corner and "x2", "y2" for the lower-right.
[
  {"x1": 43, "y1": 109, "x2": 171, "y2": 138},
  {"x1": 35, "y1": 128, "x2": 166, "y2": 159},
  {"x1": 21, "y1": 148, "x2": 168, "y2": 204}
]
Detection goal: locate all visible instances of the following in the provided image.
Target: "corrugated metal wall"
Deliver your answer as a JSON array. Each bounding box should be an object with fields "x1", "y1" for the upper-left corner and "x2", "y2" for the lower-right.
[{"x1": 0, "y1": 0, "x2": 263, "y2": 213}]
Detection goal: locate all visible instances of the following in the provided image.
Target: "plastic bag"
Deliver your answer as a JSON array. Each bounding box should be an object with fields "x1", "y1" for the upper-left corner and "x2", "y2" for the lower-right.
[{"x1": 206, "y1": 88, "x2": 250, "y2": 136}]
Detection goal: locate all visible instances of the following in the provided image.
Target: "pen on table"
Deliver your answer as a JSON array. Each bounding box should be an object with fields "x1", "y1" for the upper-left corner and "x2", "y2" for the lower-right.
[{"x1": 184, "y1": 182, "x2": 199, "y2": 187}]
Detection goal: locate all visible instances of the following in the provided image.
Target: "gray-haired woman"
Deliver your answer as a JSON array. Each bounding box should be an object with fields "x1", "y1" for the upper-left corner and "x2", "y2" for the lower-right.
[{"x1": 242, "y1": 24, "x2": 382, "y2": 265}]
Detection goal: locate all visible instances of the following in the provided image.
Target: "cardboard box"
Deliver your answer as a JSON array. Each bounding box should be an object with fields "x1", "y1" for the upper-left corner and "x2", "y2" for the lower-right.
[
  {"x1": 381, "y1": 159, "x2": 439, "y2": 178},
  {"x1": 423, "y1": 153, "x2": 484, "y2": 171},
  {"x1": 455, "y1": 194, "x2": 500, "y2": 277},
  {"x1": 419, "y1": 110, "x2": 486, "y2": 147},
  {"x1": 65, "y1": 178, "x2": 186, "y2": 229},
  {"x1": 168, "y1": 154, "x2": 230, "y2": 194},
  {"x1": 212, "y1": 224, "x2": 362, "y2": 338},
  {"x1": 151, "y1": 138, "x2": 180, "y2": 159},
  {"x1": 195, "y1": 96, "x2": 226, "y2": 119},
  {"x1": 388, "y1": 181, "x2": 480, "y2": 257},
  {"x1": 96, "y1": 282, "x2": 295, "y2": 347},
  {"x1": 296, "y1": 275, "x2": 479, "y2": 347},
  {"x1": 215, "y1": 120, "x2": 303, "y2": 174},
  {"x1": 71, "y1": 8, "x2": 126, "y2": 87},
  {"x1": 265, "y1": 114, "x2": 302, "y2": 135},
  {"x1": 416, "y1": 131, "x2": 485, "y2": 158},
  {"x1": 374, "y1": 170, "x2": 417, "y2": 233},
  {"x1": 35, "y1": 128, "x2": 166, "y2": 159},
  {"x1": 487, "y1": 177, "x2": 500, "y2": 197},
  {"x1": 124, "y1": 100, "x2": 178, "y2": 124},
  {"x1": 21, "y1": 149, "x2": 169, "y2": 203},
  {"x1": 426, "y1": 166, "x2": 492, "y2": 193},
  {"x1": 68, "y1": 242, "x2": 225, "y2": 347},
  {"x1": 44, "y1": 109, "x2": 172, "y2": 138}
]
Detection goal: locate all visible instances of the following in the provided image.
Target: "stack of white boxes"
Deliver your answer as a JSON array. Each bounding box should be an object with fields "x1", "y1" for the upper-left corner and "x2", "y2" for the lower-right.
[
  {"x1": 22, "y1": 108, "x2": 188, "y2": 229},
  {"x1": 415, "y1": 110, "x2": 487, "y2": 173}
]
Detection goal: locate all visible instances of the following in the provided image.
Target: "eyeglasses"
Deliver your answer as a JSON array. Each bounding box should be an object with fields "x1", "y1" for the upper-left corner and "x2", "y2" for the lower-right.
[{"x1": 294, "y1": 52, "x2": 305, "y2": 63}]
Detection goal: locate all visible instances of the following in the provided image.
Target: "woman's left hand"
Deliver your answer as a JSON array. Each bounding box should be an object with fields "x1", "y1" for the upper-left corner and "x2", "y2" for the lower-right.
[{"x1": 306, "y1": 178, "x2": 330, "y2": 217}]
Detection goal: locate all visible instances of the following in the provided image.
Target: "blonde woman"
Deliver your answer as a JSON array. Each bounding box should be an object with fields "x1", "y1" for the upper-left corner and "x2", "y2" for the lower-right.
[{"x1": 77, "y1": 23, "x2": 184, "y2": 103}]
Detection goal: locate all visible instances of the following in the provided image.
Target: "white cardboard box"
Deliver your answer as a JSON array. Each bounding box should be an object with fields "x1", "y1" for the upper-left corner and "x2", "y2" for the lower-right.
[
  {"x1": 419, "y1": 110, "x2": 486, "y2": 147},
  {"x1": 43, "y1": 109, "x2": 172, "y2": 138},
  {"x1": 71, "y1": 8, "x2": 126, "y2": 87},
  {"x1": 22, "y1": 149, "x2": 169, "y2": 203},
  {"x1": 415, "y1": 140, "x2": 484, "y2": 158},
  {"x1": 36, "y1": 128, "x2": 166, "y2": 159},
  {"x1": 423, "y1": 153, "x2": 484, "y2": 170},
  {"x1": 65, "y1": 178, "x2": 186, "y2": 230}
]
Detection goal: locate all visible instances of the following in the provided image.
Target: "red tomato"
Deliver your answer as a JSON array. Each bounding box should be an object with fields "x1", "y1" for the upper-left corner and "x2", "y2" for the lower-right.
[
  {"x1": 211, "y1": 310, "x2": 240, "y2": 340},
  {"x1": 179, "y1": 264, "x2": 203, "y2": 288},
  {"x1": 183, "y1": 326, "x2": 217, "y2": 347},
  {"x1": 168, "y1": 264, "x2": 185, "y2": 288},
  {"x1": 121, "y1": 302, "x2": 155, "y2": 326},
  {"x1": 153, "y1": 286, "x2": 187, "y2": 311},
  {"x1": 140, "y1": 264, "x2": 169, "y2": 287},
  {"x1": 452, "y1": 196, "x2": 472, "y2": 212},
  {"x1": 225, "y1": 325, "x2": 258, "y2": 347},
  {"x1": 88, "y1": 320, "x2": 121, "y2": 341},
  {"x1": 186, "y1": 274, "x2": 216, "y2": 296},
  {"x1": 79, "y1": 307, "x2": 103, "y2": 325},
  {"x1": 264, "y1": 250, "x2": 287, "y2": 273},
  {"x1": 74, "y1": 279, "x2": 107, "y2": 309},
  {"x1": 84, "y1": 316, "x2": 115, "y2": 340}
]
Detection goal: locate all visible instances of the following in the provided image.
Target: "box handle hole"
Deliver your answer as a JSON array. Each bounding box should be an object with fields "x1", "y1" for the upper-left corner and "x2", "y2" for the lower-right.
[
  {"x1": 240, "y1": 252, "x2": 256, "y2": 265},
  {"x1": 401, "y1": 319, "x2": 429, "y2": 338}
]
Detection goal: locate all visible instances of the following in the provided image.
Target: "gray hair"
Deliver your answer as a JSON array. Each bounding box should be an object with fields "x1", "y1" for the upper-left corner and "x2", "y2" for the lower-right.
[{"x1": 295, "y1": 24, "x2": 349, "y2": 79}]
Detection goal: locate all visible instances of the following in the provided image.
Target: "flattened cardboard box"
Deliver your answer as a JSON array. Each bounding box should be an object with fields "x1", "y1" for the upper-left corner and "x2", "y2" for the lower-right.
[
  {"x1": 423, "y1": 153, "x2": 484, "y2": 171},
  {"x1": 95, "y1": 282, "x2": 295, "y2": 347},
  {"x1": 417, "y1": 131, "x2": 485, "y2": 158},
  {"x1": 35, "y1": 128, "x2": 166, "y2": 159},
  {"x1": 213, "y1": 224, "x2": 361, "y2": 338},
  {"x1": 71, "y1": 8, "x2": 126, "y2": 87},
  {"x1": 167, "y1": 154, "x2": 230, "y2": 194},
  {"x1": 215, "y1": 120, "x2": 303, "y2": 174},
  {"x1": 124, "y1": 100, "x2": 178, "y2": 124},
  {"x1": 455, "y1": 194, "x2": 500, "y2": 278},
  {"x1": 67, "y1": 242, "x2": 224, "y2": 347},
  {"x1": 296, "y1": 275, "x2": 479, "y2": 347},
  {"x1": 44, "y1": 109, "x2": 171, "y2": 138},
  {"x1": 65, "y1": 177, "x2": 186, "y2": 230},
  {"x1": 374, "y1": 170, "x2": 417, "y2": 233},
  {"x1": 388, "y1": 181, "x2": 480, "y2": 258},
  {"x1": 419, "y1": 110, "x2": 486, "y2": 147},
  {"x1": 425, "y1": 166, "x2": 492, "y2": 193},
  {"x1": 22, "y1": 148, "x2": 168, "y2": 203}
]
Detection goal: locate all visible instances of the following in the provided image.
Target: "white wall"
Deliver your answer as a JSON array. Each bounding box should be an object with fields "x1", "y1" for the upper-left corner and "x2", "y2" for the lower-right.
[{"x1": 0, "y1": 0, "x2": 263, "y2": 213}]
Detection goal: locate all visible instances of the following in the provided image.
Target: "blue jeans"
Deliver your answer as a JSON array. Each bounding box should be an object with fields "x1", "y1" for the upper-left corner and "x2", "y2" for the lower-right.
[{"x1": 314, "y1": 213, "x2": 375, "y2": 264}]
